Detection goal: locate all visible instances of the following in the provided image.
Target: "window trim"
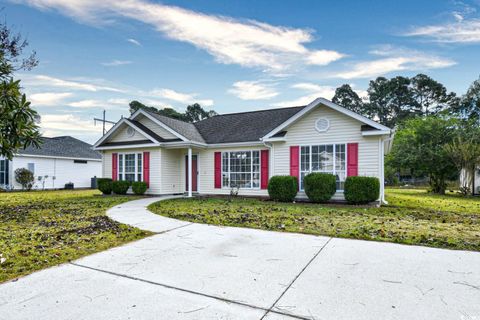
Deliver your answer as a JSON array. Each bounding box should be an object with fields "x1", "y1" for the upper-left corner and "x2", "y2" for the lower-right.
[
  {"x1": 221, "y1": 150, "x2": 261, "y2": 190},
  {"x1": 117, "y1": 152, "x2": 143, "y2": 182},
  {"x1": 298, "y1": 143, "x2": 348, "y2": 192}
]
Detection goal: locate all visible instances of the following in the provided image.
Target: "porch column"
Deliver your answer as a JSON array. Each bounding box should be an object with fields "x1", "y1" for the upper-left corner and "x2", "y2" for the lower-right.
[{"x1": 188, "y1": 147, "x2": 192, "y2": 198}]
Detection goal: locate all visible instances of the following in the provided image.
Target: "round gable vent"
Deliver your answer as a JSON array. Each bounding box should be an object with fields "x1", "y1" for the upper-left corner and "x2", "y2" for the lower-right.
[
  {"x1": 127, "y1": 127, "x2": 135, "y2": 137},
  {"x1": 315, "y1": 118, "x2": 330, "y2": 132}
]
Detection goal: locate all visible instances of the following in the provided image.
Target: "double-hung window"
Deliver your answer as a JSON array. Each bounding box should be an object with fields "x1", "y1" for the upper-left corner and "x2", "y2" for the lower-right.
[
  {"x1": 0, "y1": 159, "x2": 7, "y2": 185},
  {"x1": 118, "y1": 153, "x2": 143, "y2": 182},
  {"x1": 222, "y1": 151, "x2": 260, "y2": 189},
  {"x1": 300, "y1": 144, "x2": 346, "y2": 191}
]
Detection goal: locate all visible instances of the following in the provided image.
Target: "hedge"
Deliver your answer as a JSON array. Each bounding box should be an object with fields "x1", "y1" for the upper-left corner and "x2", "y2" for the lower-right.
[
  {"x1": 132, "y1": 181, "x2": 148, "y2": 195},
  {"x1": 97, "y1": 178, "x2": 112, "y2": 195},
  {"x1": 112, "y1": 180, "x2": 130, "y2": 195},
  {"x1": 304, "y1": 172, "x2": 336, "y2": 203},
  {"x1": 267, "y1": 176, "x2": 298, "y2": 202},
  {"x1": 344, "y1": 176, "x2": 380, "y2": 204}
]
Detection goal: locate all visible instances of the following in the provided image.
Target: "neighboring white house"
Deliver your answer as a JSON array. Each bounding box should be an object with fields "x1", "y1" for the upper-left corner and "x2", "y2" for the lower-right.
[
  {"x1": 0, "y1": 136, "x2": 102, "y2": 190},
  {"x1": 93, "y1": 98, "x2": 393, "y2": 202},
  {"x1": 460, "y1": 167, "x2": 480, "y2": 195}
]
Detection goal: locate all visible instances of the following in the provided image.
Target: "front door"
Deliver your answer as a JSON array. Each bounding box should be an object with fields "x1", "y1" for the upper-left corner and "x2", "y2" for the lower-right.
[{"x1": 185, "y1": 155, "x2": 198, "y2": 192}]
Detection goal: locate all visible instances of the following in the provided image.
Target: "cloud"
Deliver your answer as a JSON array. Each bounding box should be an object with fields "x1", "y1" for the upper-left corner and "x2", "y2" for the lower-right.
[
  {"x1": 22, "y1": 74, "x2": 124, "y2": 92},
  {"x1": 149, "y1": 88, "x2": 214, "y2": 106},
  {"x1": 333, "y1": 46, "x2": 456, "y2": 79},
  {"x1": 101, "y1": 60, "x2": 132, "y2": 66},
  {"x1": 40, "y1": 114, "x2": 101, "y2": 133},
  {"x1": 405, "y1": 18, "x2": 480, "y2": 43},
  {"x1": 29, "y1": 92, "x2": 73, "y2": 106},
  {"x1": 67, "y1": 98, "x2": 130, "y2": 109},
  {"x1": 15, "y1": 0, "x2": 344, "y2": 72},
  {"x1": 272, "y1": 82, "x2": 335, "y2": 108},
  {"x1": 228, "y1": 81, "x2": 279, "y2": 100},
  {"x1": 127, "y1": 38, "x2": 141, "y2": 46}
]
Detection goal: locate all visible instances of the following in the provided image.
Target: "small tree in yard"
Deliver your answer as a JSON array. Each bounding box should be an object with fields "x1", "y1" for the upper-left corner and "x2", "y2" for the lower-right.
[
  {"x1": 444, "y1": 121, "x2": 480, "y2": 195},
  {"x1": 388, "y1": 116, "x2": 458, "y2": 194},
  {"x1": 15, "y1": 168, "x2": 34, "y2": 190}
]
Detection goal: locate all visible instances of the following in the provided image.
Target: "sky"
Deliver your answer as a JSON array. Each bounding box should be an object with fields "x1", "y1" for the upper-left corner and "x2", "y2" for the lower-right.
[{"x1": 3, "y1": 0, "x2": 480, "y2": 143}]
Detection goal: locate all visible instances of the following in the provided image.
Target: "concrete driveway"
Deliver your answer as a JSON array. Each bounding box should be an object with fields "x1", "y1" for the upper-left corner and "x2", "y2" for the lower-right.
[{"x1": 1, "y1": 197, "x2": 479, "y2": 320}]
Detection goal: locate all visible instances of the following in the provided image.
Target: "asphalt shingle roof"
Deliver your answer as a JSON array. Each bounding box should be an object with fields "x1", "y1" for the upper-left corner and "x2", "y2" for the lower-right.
[
  {"x1": 18, "y1": 136, "x2": 101, "y2": 160},
  {"x1": 193, "y1": 106, "x2": 306, "y2": 143},
  {"x1": 145, "y1": 111, "x2": 206, "y2": 143}
]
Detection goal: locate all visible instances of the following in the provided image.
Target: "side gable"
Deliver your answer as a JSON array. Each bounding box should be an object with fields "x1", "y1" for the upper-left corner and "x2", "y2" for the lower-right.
[
  {"x1": 94, "y1": 118, "x2": 162, "y2": 149},
  {"x1": 135, "y1": 114, "x2": 180, "y2": 140},
  {"x1": 109, "y1": 123, "x2": 150, "y2": 142}
]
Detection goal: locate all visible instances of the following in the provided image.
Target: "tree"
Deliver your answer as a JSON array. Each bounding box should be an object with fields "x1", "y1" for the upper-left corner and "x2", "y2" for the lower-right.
[
  {"x1": 129, "y1": 100, "x2": 217, "y2": 123},
  {"x1": 0, "y1": 21, "x2": 41, "y2": 160},
  {"x1": 14, "y1": 167, "x2": 34, "y2": 190},
  {"x1": 367, "y1": 76, "x2": 418, "y2": 128},
  {"x1": 388, "y1": 116, "x2": 458, "y2": 194},
  {"x1": 444, "y1": 120, "x2": 480, "y2": 195},
  {"x1": 332, "y1": 84, "x2": 367, "y2": 116},
  {"x1": 457, "y1": 76, "x2": 480, "y2": 122},
  {"x1": 410, "y1": 74, "x2": 458, "y2": 116}
]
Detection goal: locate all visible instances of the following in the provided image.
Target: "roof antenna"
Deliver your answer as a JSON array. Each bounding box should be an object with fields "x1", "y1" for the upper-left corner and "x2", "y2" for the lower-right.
[{"x1": 94, "y1": 110, "x2": 116, "y2": 135}]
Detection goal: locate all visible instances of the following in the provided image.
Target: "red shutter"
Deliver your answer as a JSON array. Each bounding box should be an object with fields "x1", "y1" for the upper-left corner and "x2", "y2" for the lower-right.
[
  {"x1": 260, "y1": 149, "x2": 269, "y2": 189},
  {"x1": 112, "y1": 153, "x2": 118, "y2": 181},
  {"x1": 143, "y1": 152, "x2": 150, "y2": 187},
  {"x1": 214, "y1": 152, "x2": 221, "y2": 188},
  {"x1": 290, "y1": 146, "x2": 299, "y2": 189},
  {"x1": 347, "y1": 143, "x2": 358, "y2": 176}
]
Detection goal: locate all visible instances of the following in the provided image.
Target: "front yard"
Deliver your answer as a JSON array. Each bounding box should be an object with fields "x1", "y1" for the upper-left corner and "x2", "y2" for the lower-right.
[
  {"x1": 149, "y1": 188, "x2": 480, "y2": 251},
  {"x1": 0, "y1": 190, "x2": 150, "y2": 283}
]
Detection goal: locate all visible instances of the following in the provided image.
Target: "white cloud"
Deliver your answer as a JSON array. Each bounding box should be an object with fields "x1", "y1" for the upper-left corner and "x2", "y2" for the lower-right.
[
  {"x1": 67, "y1": 98, "x2": 130, "y2": 109},
  {"x1": 29, "y1": 92, "x2": 73, "y2": 106},
  {"x1": 272, "y1": 82, "x2": 335, "y2": 108},
  {"x1": 101, "y1": 60, "x2": 132, "y2": 66},
  {"x1": 404, "y1": 10, "x2": 480, "y2": 43},
  {"x1": 228, "y1": 81, "x2": 279, "y2": 100},
  {"x1": 127, "y1": 38, "x2": 141, "y2": 46},
  {"x1": 333, "y1": 46, "x2": 456, "y2": 79},
  {"x1": 22, "y1": 74, "x2": 124, "y2": 92},
  {"x1": 40, "y1": 114, "x2": 103, "y2": 134},
  {"x1": 16, "y1": 0, "x2": 344, "y2": 72},
  {"x1": 149, "y1": 88, "x2": 214, "y2": 106}
]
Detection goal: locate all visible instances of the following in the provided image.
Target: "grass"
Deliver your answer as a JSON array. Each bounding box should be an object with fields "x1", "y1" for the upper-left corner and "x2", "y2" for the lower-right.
[
  {"x1": 0, "y1": 190, "x2": 151, "y2": 283},
  {"x1": 149, "y1": 188, "x2": 480, "y2": 252}
]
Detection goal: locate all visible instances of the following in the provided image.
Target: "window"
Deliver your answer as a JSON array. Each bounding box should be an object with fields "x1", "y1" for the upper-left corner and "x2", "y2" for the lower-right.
[
  {"x1": 74, "y1": 160, "x2": 88, "y2": 164},
  {"x1": 27, "y1": 163, "x2": 35, "y2": 174},
  {"x1": 118, "y1": 153, "x2": 143, "y2": 182},
  {"x1": 222, "y1": 151, "x2": 260, "y2": 189},
  {"x1": 0, "y1": 159, "x2": 7, "y2": 185},
  {"x1": 300, "y1": 144, "x2": 346, "y2": 191}
]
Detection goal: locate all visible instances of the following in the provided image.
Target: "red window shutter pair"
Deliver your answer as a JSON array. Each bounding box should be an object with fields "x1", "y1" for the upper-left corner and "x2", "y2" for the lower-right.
[
  {"x1": 214, "y1": 150, "x2": 270, "y2": 189},
  {"x1": 111, "y1": 152, "x2": 150, "y2": 187},
  {"x1": 289, "y1": 143, "x2": 358, "y2": 186}
]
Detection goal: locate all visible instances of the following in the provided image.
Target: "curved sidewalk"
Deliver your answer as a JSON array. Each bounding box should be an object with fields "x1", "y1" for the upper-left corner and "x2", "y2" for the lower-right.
[{"x1": 106, "y1": 195, "x2": 191, "y2": 233}]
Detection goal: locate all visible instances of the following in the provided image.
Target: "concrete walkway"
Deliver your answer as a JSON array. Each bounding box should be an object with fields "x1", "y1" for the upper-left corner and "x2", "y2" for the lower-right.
[{"x1": 1, "y1": 197, "x2": 480, "y2": 320}]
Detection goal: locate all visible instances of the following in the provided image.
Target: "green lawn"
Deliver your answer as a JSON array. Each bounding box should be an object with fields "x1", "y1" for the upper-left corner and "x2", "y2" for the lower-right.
[
  {"x1": 0, "y1": 190, "x2": 151, "y2": 283},
  {"x1": 149, "y1": 188, "x2": 480, "y2": 252}
]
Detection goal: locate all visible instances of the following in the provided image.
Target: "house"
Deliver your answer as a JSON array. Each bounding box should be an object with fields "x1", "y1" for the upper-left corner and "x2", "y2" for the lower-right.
[
  {"x1": 0, "y1": 136, "x2": 102, "y2": 190},
  {"x1": 93, "y1": 98, "x2": 393, "y2": 202},
  {"x1": 460, "y1": 167, "x2": 480, "y2": 195}
]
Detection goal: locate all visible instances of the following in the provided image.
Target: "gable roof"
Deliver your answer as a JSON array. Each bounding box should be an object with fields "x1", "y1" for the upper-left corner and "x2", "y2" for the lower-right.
[
  {"x1": 18, "y1": 136, "x2": 101, "y2": 160},
  {"x1": 193, "y1": 106, "x2": 305, "y2": 144},
  {"x1": 144, "y1": 111, "x2": 206, "y2": 143}
]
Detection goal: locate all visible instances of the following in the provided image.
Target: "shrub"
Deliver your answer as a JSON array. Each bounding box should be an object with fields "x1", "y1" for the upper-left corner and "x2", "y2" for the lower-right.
[
  {"x1": 304, "y1": 173, "x2": 336, "y2": 203},
  {"x1": 132, "y1": 181, "x2": 148, "y2": 195},
  {"x1": 267, "y1": 176, "x2": 298, "y2": 202},
  {"x1": 112, "y1": 180, "x2": 130, "y2": 195},
  {"x1": 14, "y1": 168, "x2": 34, "y2": 191},
  {"x1": 344, "y1": 176, "x2": 380, "y2": 204},
  {"x1": 97, "y1": 178, "x2": 113, "y2": 195}
]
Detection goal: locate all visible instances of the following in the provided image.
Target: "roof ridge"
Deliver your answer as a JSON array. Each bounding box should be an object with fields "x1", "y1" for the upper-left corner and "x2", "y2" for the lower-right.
[{"x1": 200, "y1": 105, "x2": 305, "y2": 120}]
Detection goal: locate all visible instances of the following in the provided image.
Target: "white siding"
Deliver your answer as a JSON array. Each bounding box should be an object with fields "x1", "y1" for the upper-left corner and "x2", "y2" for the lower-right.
[
  {"x1": 160, "y1": 148, "x2": 183, "y2": 194},
  {"x1": 102, "y1": 147, "x2": 163, "y2": 195},
  {"x1": 272, "y1": 106, "x2": 381, "y2": 200},
  {"x1": 460, "y1": 167, "x2": 480, "y2": 194},
  {"x1": 109, "y1": 124, "x2": 148, "y2": 143},
  {"x1": 11, "y1": 156, "x2": 101, "y2": 190},
  {"x1": 136, "y1": 114, "x2": 179, "y2": 140}
]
